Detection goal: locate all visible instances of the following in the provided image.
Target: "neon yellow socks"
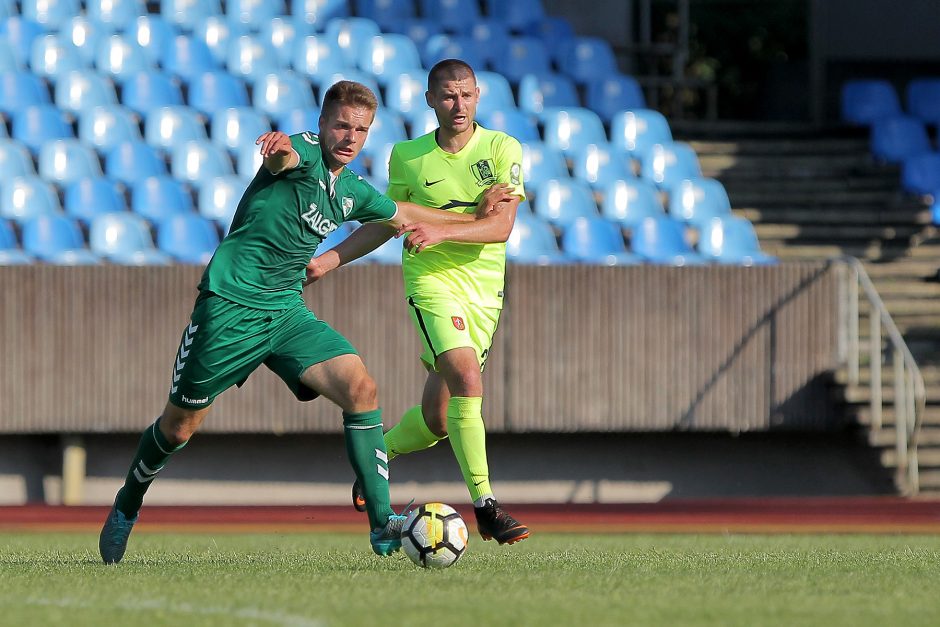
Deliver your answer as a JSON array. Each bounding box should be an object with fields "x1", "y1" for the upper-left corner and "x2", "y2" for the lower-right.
[
  {"x1": 384, "y1": 405, "x2": 444, "y2": 460},
  {"x1": 446, "y1": 396, "x2": 492, "y2": 502}
]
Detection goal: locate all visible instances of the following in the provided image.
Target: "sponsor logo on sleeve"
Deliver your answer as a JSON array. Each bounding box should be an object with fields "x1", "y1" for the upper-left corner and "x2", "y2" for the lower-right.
[{"x1": 510, "y1": 162, "x2": 521, "y2": 186}]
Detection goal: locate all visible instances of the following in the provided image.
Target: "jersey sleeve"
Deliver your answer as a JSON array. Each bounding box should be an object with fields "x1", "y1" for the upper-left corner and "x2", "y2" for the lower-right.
[
  {"x1": 289, "y1": 132, "x2": 323, "y2": 169},
  {"x1": 385, "y1": 144, "x2": 412, "y2": 202},
  {"x1": 494, "y1": 134, "x2": 526, "y2": 199},
  {"x1": 349, "y1": 175, "x2": 398, "y2": 223}
]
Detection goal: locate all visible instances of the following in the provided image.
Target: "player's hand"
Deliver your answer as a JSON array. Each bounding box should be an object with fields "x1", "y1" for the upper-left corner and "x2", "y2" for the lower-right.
[
  {"x1": 304, "y1": 256, "x2": 331, "y2": 286},
  {"x1": 398, "y1": 222, "x2": 448, "y2": 253},
  {"x1": 476, "y1": 183, "x2": 514, "y2": 217},
  {"x1": 256, "y1": 131, "x2": 293, "y2": 157}
]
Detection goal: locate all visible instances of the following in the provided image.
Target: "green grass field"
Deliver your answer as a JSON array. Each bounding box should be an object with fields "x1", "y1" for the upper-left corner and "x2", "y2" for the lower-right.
[{"x1": 2, "y1": 532, "x2": 939, "y2": 626}]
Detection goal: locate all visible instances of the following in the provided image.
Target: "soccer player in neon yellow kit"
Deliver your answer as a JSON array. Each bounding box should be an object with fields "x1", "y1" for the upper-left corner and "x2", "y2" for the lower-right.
[{"x1": 309, "y1": 60, "x2": 529, "y2": 544}]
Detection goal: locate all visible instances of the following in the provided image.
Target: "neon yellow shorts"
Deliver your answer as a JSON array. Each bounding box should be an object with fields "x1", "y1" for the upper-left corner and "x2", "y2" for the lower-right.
[{"x1": 406, "y1": 293, "x2": 501, "y2": 371}]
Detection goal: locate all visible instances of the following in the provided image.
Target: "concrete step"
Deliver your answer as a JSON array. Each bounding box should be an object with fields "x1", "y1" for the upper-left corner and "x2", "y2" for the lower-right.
[
  {"x1": 755, "y1": 223, "x2": 923, "y2": 241},
  {"x1": 867, "y1": 426, "x2": 940, "y2": 448},
  {"x1": 723, "y1": 177, "x2": 899, "y2": 194},
  {"x1": 731, "y1": 190, "x2": 904, "y2": 207},
  {"x1": 736, "y1": 207, "x2": 931, "y2": 226},
  {"x1": 837, "y1": 366, "x2": 940, "y2": 386},
  {"x1": 880, "y1": 447, "x2": 940, "y2": 469},
  {"x1": 863, "y1": 261, "x2": 940, "y2": 279},
  {"x1": 866, "y1": 280, "x2": 940, "y2": 298},
  {"x1": 700, "y1": 155, "x2": 892, "y2": 179},
  {"x1": 858, "y1": 299, "x2": 940, "y2": 315},
  {"x1": 850, "y1": 404, "x2": 940, "y2": 427},
  {"x1": 914, "y1": 470, "x2": 940, "y2": 490},
  {"x1": 687, "y1": 138, "x2": 870, "y2": 156},
  {"x1": 841, "y1": 385, "x2": 940, "y2": 403}
]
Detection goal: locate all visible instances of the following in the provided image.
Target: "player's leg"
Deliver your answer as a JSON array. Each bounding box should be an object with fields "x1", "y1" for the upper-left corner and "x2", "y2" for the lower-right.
[{"x1": 384, "y1": 371, "x2": 450, "y2": 459}]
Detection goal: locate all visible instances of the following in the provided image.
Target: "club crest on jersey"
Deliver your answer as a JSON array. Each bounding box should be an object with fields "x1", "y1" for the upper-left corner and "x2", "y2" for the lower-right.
[
  {"x1": 470, "y1": 159, "x2": 497, "y2": 186},
  {"x1": 452, "y1": 316, "x2": 465, "y2": 330},
  {"x1": 300, "y1": 202, "x2": 338, "y2": 237},
  {"x1": 342, "y1": 196, "x2": 354, "y2": 217}
]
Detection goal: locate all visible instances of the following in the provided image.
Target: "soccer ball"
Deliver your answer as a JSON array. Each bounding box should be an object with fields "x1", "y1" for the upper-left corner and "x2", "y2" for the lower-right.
[{"x1": 400, "y1": 502, "x2": 469, "y2": 569}]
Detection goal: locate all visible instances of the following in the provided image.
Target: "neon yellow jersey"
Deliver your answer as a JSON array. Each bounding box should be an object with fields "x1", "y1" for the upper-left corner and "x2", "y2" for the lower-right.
[{"x1": 387, "y1": 124, "x2": 525, "y2": 309}]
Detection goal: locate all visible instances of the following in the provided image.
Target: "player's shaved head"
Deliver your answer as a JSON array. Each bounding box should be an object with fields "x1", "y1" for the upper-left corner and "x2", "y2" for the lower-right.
[
  {"x1": 321, "y1": 80, "x2": 379, "y2": 119},
  {"x1": 428, "y1": 59, "x2": 477, "y2": 91}
]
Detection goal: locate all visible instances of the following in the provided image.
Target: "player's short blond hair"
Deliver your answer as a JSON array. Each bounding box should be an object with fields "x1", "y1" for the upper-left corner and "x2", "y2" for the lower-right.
[{"x1": 321, "y1": 80, "x2": 379, "y2": 118}]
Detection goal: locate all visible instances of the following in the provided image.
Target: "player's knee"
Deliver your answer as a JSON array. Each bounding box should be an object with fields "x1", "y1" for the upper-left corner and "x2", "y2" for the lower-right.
[
  {"x1": 159, "y1": 416, "x2": 194, "y2": 447},
  {"x1": 346, "y1": 372, "x2": 378, "y2": 410},
  {"x1": 445, "y1": 369, "x2": 483, "y2": 397},
  {"x1": 427, "y1": 415, "x2": 447, "y2": 438}
]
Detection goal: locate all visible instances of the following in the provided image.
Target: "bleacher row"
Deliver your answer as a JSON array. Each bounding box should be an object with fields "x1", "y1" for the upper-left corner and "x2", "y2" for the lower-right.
[{"x1": 0, "y1": 0, "x2": 775, "y2": 267}]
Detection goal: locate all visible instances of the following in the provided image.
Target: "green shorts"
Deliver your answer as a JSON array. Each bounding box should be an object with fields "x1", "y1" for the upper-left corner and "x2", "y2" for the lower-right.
[
  {"x1": 168, "y1": 291, "x2": 357, "y2": 409},
  {"x1": 407, "y1": 293, "x2": 501, "y2": 372}
]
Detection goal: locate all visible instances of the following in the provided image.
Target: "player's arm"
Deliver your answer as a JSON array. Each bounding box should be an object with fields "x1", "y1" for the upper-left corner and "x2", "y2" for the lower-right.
[
  {"x1": 256, "y1": 131, "x2": 299, "y2": 174},
  {"x1": 399, "y1": 194, "x2": 520, "y2": 252}
]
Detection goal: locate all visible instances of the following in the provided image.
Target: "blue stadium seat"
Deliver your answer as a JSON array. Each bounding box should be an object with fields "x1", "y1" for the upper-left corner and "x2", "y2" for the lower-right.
[
  {"x1": 557, "y1": 37, "x2": 618, "y2": 86},
  {"x1": 586, "y1": 75, "x2": 646, "y2": 124},
  {"x1": 162, "y1": 0, "x2": 223, "y2": 32},
  {"x1": 521, "y1": 141, "x2": 569, "y2": 195},
  {"x1": 870, "y1": 115, "x2": 932, "y2": 164},
  {"x1": 475, "y1": 71, "x2": 516, "y2": 118},
  {"x1": 506, "y1": 210, "x2": 567, "y2": 265},
  {"x1": 38, "y1": 139, "x2": 103, "y2": 185},
  {"x1": 87, "y1": 0, "x2": 146, "y2": 31},
  {"x1": 419, "y1": 0, "x2": 479, "y2": 34},
  {"x1": 610, "y1": 109, "x2": 673, "y2": 158},
  {"x1": 121, "y1": 71, "x2": 184, "y2": 117},
  {"x1": 561, "y1": 216, "x2": 639, "y2": 265},
  {"x1": 639, "y1": 141, "x2": 702, "y2": 189},
  {"x1": 316, "y1": 71, "x2": 382, "y2": 106},
  {"x1": 253, "y1": 73, "x2": 316, "y2": 118},
  {"x1": 260, "y1": 18, "x2": 314, "y2": 67},
  {"x1": 292, "y1": 0, "x2": 350, "y2": 29},
  {"x1": 235, "y1": 141, "x2": 265, "y2": 180},
  {"x1": 324, "y1": 17, "x2": 382, "y2": 67},
  {"x1": 517, "y1": 72, "x2": 580, "y2": 117},
  {"x1": 163, "y1": 36, "x2": 220, "y2": 82},
  {"x1": 60, "y1": 16, "x2": 106, "y2": 65},
  {"x1": 405, "y1": 109, "x2": 438, "y2": 138},
  {"x1": 211, "y1": 108, "x2": 272, "y2": 154},
  {"x1": 0, "y1": 139, "x2": 38, "y2": 178},
  {"x1": 492, "y1": 37, "x2": 551, "y2": 85},
  {"x1": 541, "y1": 107, "x2": 609, "y2": 156},
  {"x1": 600, "y1": 178, "x2": 665, "y2": 228},
  {"x1": 157, "y1": 213, "x2": 220, "y2": 264},
  {"x1": 901, "y1": 152, "x2": 940, "y2": 196},
  {"x1": 630, "y1": 216, "x2": 706, "y2": 265},
  {"x1": 906, "y1": 78, "x2": 940, "y2": 126},
  {"x1": 841, "y1": 79, "x2": 901, "y2": 126},
  {"x1": 0, "y1": 218, "x2": 35, "y2": 265},
  {"x1": 533, "y1": 179, "x2": 598, "y2": 227},
  {"x1": 362, "y1": 108, "x2": 407, "y2": 156},
  {"x1": 64, "y1": 177, "x2": 127, "y2": 225},
  {"x1": 317, "y1": 220, "x2": 354, "y2": 252},
  {"x1": 0, "y1": 17, "x2": 45, "y2": 67},
  {"x1": 54, "y1": 69, "x2": 118, "y2": 115},
  {"x1": 667, "y1": 177, "x2": 733, "y2": 228},
  {"x1": 28, "y1": 34, "x2": 85, "y2": 80},
  {"x1": 226, "y1": 0, "x2": 285, "y2": 26},
  {"x1": 131, "y1": 176, "x2": 194, "y2": 223},
  {"x1": 422, "y1": 34, "x2": 485, "y2": 71},
  {"x1": 95, "y1": 34, "x2": 152, "y2": 81},
  {"x1": 524, "y1": 17, "x2": 576, "y2": 63},
  {"x1": 145, "y1": 105, "x2": 209, "y2": 152},
  {"x1": 226, "y1": 35, "x2": 283, "y2": 82},
  {"x1": 23, "y1": 0, "x2": 80, "y2": 29},
  {"x1": 276, "y1": 107, "x2": 322, "y2": 135},
  {"x1": 171, "y1": 140, "x2": 235, "y2": 185},
  {"x1": 355, "y1": 229, "x2": 403, "y2": 264},
  {"x1": 78, "y1": 105, "x2": 142, "y2": 152},
  {"x1": 1, "y1": 176, "x2": 62, "y2": 223},
  {"x1": 355, "y1": 34, "x2": 422, "y2": 86},
  {"x1": 21, "y1": 213, "x2": 100, "y2": 264},
  {"x1": 467, "y1": 19, "x2": 510, "y2": 67},
  {"x1": 198, "y1": 175, "x2": 244, "y2": 231},
  {"x1": 105, "y1": 140, "x2": 168, "y2": 185},
  {"x1": 384, "y1": 70, "x2": 429, "y2": 116},
  {"x1": 698, "y1": 216, "x2": 775, "y2": 266},
  {"x1": 572, "y1": 144, "x2": 634, "y2": 189},
  {"x1": 385, "y1": 18, "x2": 442, "y2": 52},
  {"x1": 13, "y1": 104, "x2": 74, "y2": 153},
  {"x1": 478, "y1": 109, "x2": 539, "y2": 143},
  {"x1": 89, "y1": 212, "x2": 171, "y2": 265},
  {"x1": 0, "y1": 0, "x2": 13, "y2": 19},
  {"x1": 0, "y1": 70, "x2": 51, "y2": 116},
  {"x1": 291, "y1": 34, "x2": 349, "y2": 78},
  {"x1": 358, "y1": 0, "x2": 417, "y2": 31},
  {"x1": 368, "y1": 142, "x2": 395, "y2": 187},
  {"x1": 0, "y1": 39, "x2": 20, "y2": 72},
  {"x1": 187, "y1": 71, "x2": 250, "y2": 117},
  {"x1": 483, "y1": 0, "x2": 545, "y2": 33},
  {"x1": 127, "y1": 15, "x2": 176, "y2": 66}
]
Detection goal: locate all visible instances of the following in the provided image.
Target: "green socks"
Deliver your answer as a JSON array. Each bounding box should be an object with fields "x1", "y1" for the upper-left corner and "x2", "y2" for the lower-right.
[
  {"x1": 115, "y1": 418, "x2": 187, "y2": 518},
  {"x1": 343, "y1": 409, "x2": 394, "y2": 530},
  {"x1": 384, "y1": 405, "x2": 445, "y2": 461},
  {"x1": 446, "y1": 396, "x2": 492, "y2": 502}
]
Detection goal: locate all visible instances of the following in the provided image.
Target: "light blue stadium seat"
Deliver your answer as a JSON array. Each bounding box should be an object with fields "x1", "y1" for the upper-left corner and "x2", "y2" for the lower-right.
[
  {"x1": 316, "y1": 71, "x2": 382, "y2": 106},
  {"x1": 906, "y1": 78, "x2": 940, "y2": 126},
  {"x1": 64, "y1": 177, "x2": 127, "y2": 225},
  {"x1": 292, "y1": 0, "x2": 350, "y2": 29},
  {"x1": 558, "y1": 37, "x2": 618, "y2": 86},
  {"x1": 162, "y1": 0, "x2": 223, "y2": 32},
  {"x1": 105, "y1": 140, "x2": 168, "y2": 185},
  {"x1": 192, "y1": 17, "x2": 249, "y2": 66},
  {"x1": 29, "y1": 34, "x2": 85, "y2": 80},
  {"x1": 586, "y1": 75, "x2": 646, "y2": 124},
  {"x1": 23, "y1": 0, "x2": 80, "y2": 29},
  {"x1": 171, "y1": 140, "x2": 235, "y2": 185},
  {"x1": 698, "y1": 216, "x2": 775, "y2": 266},
  {"x1": 561, "y1": 216, "x2": 639, "y2": 265},
  {"x1": 422, "y1": 34, "x2": 485, "y2": 71},
  {"x1": 324, "y1": 17, "x2": 382, "y2": 67},
  {"x1": 419, "y1": 0, "x2": 479, "y2": 34},
  {"x1": 54, "y1": 69, "x2": 118, "y2": 115},
  {"x1": 405, "y1": 109, "x2": 439, "y2": 138},
  {"x1": 260, "y1": 18, "x2": 314, "y2": 67},
  {"x1": 131, "y1": 176, "x2": 194, "y2": 223},
  {"x1": 127, "y1": 15, "x2": 176, "y2": 66},
  {"x1": 521, "y1": 141, "x2": 569, "y2": 195},
  {"x1": 492, "y1": 37, "x2": 550, "y2": 85},
  {"x1": 610, "y1": 109, "x2": 673, "y2": 158},
  {"x1": 630, "y1": 216, "x2": 706, "y2": 265},
  {"x1": 0, "y1": 218, "x2": 35, "y2": 264},
  {"x1": 226, "y1": 35, "x2": 283, "y2": 82},
  {"x1": 1, "y1": 176, "x2": 62, "y2": 223},
  {"x1": 13, "y1": 104, "x2": 74, "y2": 153},
  {"x1": 475, "y1": 71, "x2": 516, "y2": 118},
  {"x1": 384, "y1": 70, "x2": 429, "y2": 116},
  {"x1": 667, "y1": 177, "x2": 733, "y2": 228},
  {"x1": 541, "y1": 107, "x2": 609, "y2": 156},
  {"x1": 21, "y1": 213, "x2": 100, "y2": 264},
  {"x1": 533, "y1": 179, "x2": 598, "y2": 227},
  {"x1": 368, "y1": 142, "x2": 395, "y2": 187},
  {"x1": 0, "y1": 39, "x2": 20, "y2": 72},
  {"x1": 198, "y1": 175, "x2": 244, "y2": 231},
  {"x1": 211, "y1": 107, "x2": 272, "y2": 153},
  {"x1": 355, "y1": 229, "x2": 403, "y2": 264},
  {"x1": 362, "y1": 108, "x2": 407, "y2": 157},
  {"x1": 358, "y1": 0, "x2": 416, "y2": 31},
  {"x1": 145, "y1": 105, "x2": 209, "y2": 152},
  {"x1": 517, "y1": 72, "x2": 580, "y2": 117},
  {"x1": 355, "y1": 34, "x2": 422, "y2": 86},
  {"x1": 901, "y1": 152, "x2": 940, "y2": 196},
  {"x1": 89, "y1": 211, "x2": 171, "y2": 265},
  {"x1": 79, "y1": 105, "x2": 142, "y2": 152},
  {"x1": 0, "y1": 70, "x2": 51, "y2": 116},
  {"x1": 95, "y1": 34, "x2": 152, "y2": 81},
  {"x1": 276, "y1": 107, "x2": 322, "y2": 135},
  {"x1": 467, "y1": 19, "x2": 510, "y2": 67},
  {"x1": 0, "y1": 0, "x2": 12, "y2": 18},
  {"x1": 157, "y1": 213, "x2": 220, "y2": 264},
  {"x1": 386, "y1": 18, "x2": 442, "y2": 52},
  {"x1": 121, "y1": 70, "x2": 184, "y2": 116},
  {"x1": 600, "y1": 178, "x2": 665, "y2": 228},
  {"x1": 235, "y1": 141, "x2": 264, "y2": 180},
  {"x1": 841, "y1": 79, "x2": 901, "y2": 126},
  {"x1": 60, "y1": 16, "x2": 107, "y2": 65},
  {"x1": 226, "y1": 0, "x2": 285, "y2": 27},
  {"x1": 639, "y1": 141, "x2": 702, "y2": 189},
  {"x1": 38, "y1": 139, "x2": 103, "y2": 185},
  {"x1": 317, "y1": 220, "x2": 354, "y2": 252},
  {"x1": 0, "y1": 17, "x2": 46, "y2": 67},
  {"x1": 506, "y1": 210, "x2": 567, "y2": 265},
  {"x1": 0, "y1": 139, "x2": 38, "y2": 178},
  {"x1": 572, "y1": 144, "x2": 634, "y2": 189},
  {"x1": 484, "y1": 0, "x2": 545, "y2": 33},
  {"x1": 524, "y1": 16, "x2": 575, "y2": 64},
  {"x1": 478, "y1": 109, "x2": 539, "y2": 143},
  {"x1": 870, "y1": 115, "x2": 932, "y2": 164},
  {"x1": 187, "y1": 71, "x2": 250, "y2": 117},
  {"x1": 87, "y1": 0, "x2": 146, "y2": 31},
  {"x1": 291, "y1": 34, "x2": 349, "y2": 78},
  {"x1": 253, "y1": 72, "x2": 316, "y2": 117},
  {"x1": 163, "y1": 36, "x2": 220, "y2": 82}
]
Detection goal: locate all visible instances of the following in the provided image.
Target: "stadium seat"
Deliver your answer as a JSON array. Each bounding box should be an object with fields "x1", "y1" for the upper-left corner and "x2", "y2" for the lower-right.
[
  {"x1": 0, "y1": 139, "x2": 38, "y2": 178},
  {"x1": 0, "y1": 176, "x2": 62, "y2": 223},
  {"x1": 23, "y1": 0, "x2": 81, "y2": 29},
  {"x1": 162, "y1": 0, "x2": 223, "y2": 32},
  {"x1": 324, "y1": 17, "x2": 382, "y2": 67},
  {"x1": 901, "y1": 152, "x2": 940, "y2": 196},
  {"x1": 0, "y1": 17, "x2": 45, "y2": 67},
  {"x1": 211, "y1": 108, "x2": 272, "y2": 154},
  {"x1": 600, "y1": 178, "x2": 665, "y2": 228},
  {"x1": 492, "y1": 37, "x2": 551, "y2": 85},
  {"x1": 557, "y1": 37, "x2": 619, "y2": 86},
  {"x1": 89, "y1": 211, "x2": 171, "y2": 265},
  {"x1": 419, "y1": 0, "x2": 479, "y2": 34},
  {"x1": 253, "y1": 73, "x2": 316, "y2": 118},
  {"x1": 260, "y1": 18, "x2": 314, "y2": 67},
  {"x1": 145, "y1": 106, "x2": 209, "y2": 152},
  {"x1": 368, "y1": 142, "x2": 395, "y2": 187},
  {"x1": 28, "y1": 34, "x2": 85, "y2": 80},
  {"x1": 105, "y1": 140, "x2": 168, "y2": 185},
  {"x1": 0, "y1": 39, "x2": 19, "y2": 73},
  {"x1": 226, "y1": 0, "x2": 285, "y2": 26},
  {"x1": 466, "y1": 19, "x2": 510, "y2": 67},
  {"x1": 362, "y1": 108, "x2": 407, "y2": 156},
  {"x1": 517, "y1": 72, "x2": 581, "y2": 117},
  {"x1": 0, "y1": 218, "x2": 34, "y2": 265},
  {"x1": 226, "y1": 35, "x2": 283, "y2": 82},
  {"x1": 317, "y1": 220, "x2": 354, "y2": 252},
  {"x1": 163, "y1": 36, "x2": 220, "y2": 82},
  {"x1": 405, "y1": 109, "x2": 439, "y2": 138},
  {"x1": 157, "y1": 213, "x2": 220, "y2": 264},
  {"x1": 60, "y1": 16, "x2": 106, "y2": 66},
  {"x1": 906, "y1": 78, "x2": 940, "y2": 126},
  {"x1": 87, "y1": 0, "x2": 146, "y2": 31},
  {"x1": 192, "y1": 16, "x2": 249, "y2": 65},
  {"x1": 12, "y1": 104, "x2": 74, "y2": 153},
  {"x1": 21, "y1": 213, "x2": 100, "y2": 264},
  {"x1": 478, "y1": 109, "x2": 540, "y2": 143},
  {"x1": 841, "y1": 79, "x2": 902, "y2": 126},
  {"x1": 38, "y1": 139, "x2": 103, "y2": 185},
  {"x1": 171, "y1": 140, "x2": 235, "y2": 185},
  {"x1": 586, "y1": 75, "x2": 646, "y2": 124},
  {"x1": 357, "y1": 0, "x2": 417, "y2": 31},
  {"x1": 385, "y1": 18, "x2": 442, "y2": 52},
  {"x1": 131, "y1": 176, "x2": 194, "y2": 223},
  {"x1": 698, "y1": 216, "x2": 775, "y2": 266},
  {"x1": 561, "y1": 216, "x2": 639, "y2": 265},
  {"x1": 187, "y1": 71, "x2": 250, "y2": 117},
  {"x1": 475, "y1": 71, "x2": 516, "y2": 118},
  {"x1": 506, "y1": 210, "x2": 567, "y2": 265},
  {"x1": 292, "y1": 0, "x2": 350, "y2": 29},
  {"x1": 291, "y1": 34, "x2": 348, "y2": 78},
  {"x1": 316, "y1": 71, "x2": 382, "y2": 106},
  {"x1": 356, "y1": 34, "x2": 422, "y2": 86},
  {"x1": 95, "y1": 34, "x2": 152, "y2": 81},
  {"x1": 198, "y1": 175, "x2": 244, "y2": 231},
  {"x1": 384, "y1": 70, "x2": 429, "y2": 116},
  {"x1": 870, "y1": 115, "x2": 932, "y2": 164},
  {"x1": 127, "y1": 15, "x2": 176, "y2": 66},
  {"x1": 483, "y1": 0, "x2": 545, "y2": 33},
  {"x1": 521, "y1": 142, "x2": 569, "y2": 195},
  {"x1": 630, "y1": 216, "x2": 706, "y2": 265},
  {"x1": 64, "y1": 177, "x2": 128, "y2": 225},
  {"x1": 355, "y1": 229, "x2": 403, "y2": 264},
  {"x1": 541, "y1": 107, "x2": 609, "y2": 156},
  {"x1": 54, "y1": 69, "x2": 118, "y2": 115},
  {"x1": 610, "y1": 109, "x2": 673, "y2": 158},
  {"x1": 667, "y1": 177, "x2": 733, "y2": 228},
  {"x1": 78, "y1": 105, "x2": 142, "y2": 152},
  {"x1": 572, "y1": 144, "x2": 634, "y2": 189},
  {"x1": 276, "y1": 107, "x2": 322, "y2": 135},
  {"x1": 422, "y1": 34, "x2": 485, "y2": 71},
  {"x1": 524, "y1": 16, "x2": 576, "y2": 63},
  {"x1": 0, "y1": 70, "x2": 51, "y2": 116},
  {"x1": 235, "y1": 141, "x2": 264, "y2": 179},
  {"x1": 533, "y1": 179, "x2": 598, "y2": 227},
  {"x1": 121, "y1": 71, "x2": 184, "y2": 117},
  {"x1": 639, "y1": 141, "x2": 702, "y2": 189}
]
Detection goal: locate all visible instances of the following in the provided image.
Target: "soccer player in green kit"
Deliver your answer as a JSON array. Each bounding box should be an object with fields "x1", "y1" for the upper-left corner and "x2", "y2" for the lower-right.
[
  {"x1": 98, "y1": 80, "x2": 512, "y2": 564},
  {"x1": 308, "y1": 60, "x2": 530, "y2": 545}
]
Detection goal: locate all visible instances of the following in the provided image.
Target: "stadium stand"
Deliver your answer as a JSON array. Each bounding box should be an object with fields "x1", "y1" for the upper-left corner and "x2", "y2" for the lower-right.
[
  {"x1": 88, "y1": 211, "x2": 171, "y2": 265},
  {"x1": 600, "y1": 178, "x2": 666, "y2": 229},
  {"x1": 21, "y1": 213, "x2": 100, "y2": 264},
  {"x1": 130, "y1": 176, "x2": 194, "y2": 223},
  {"x1": 697, "y1": 216, "x2": 776, "y2": 266},
  {"x1": 156, "y1": 213, "x2": 220, "y2": 264},
  {"x1": 561, "y1": 216, "x2": 639, "y2": 266},
  {"x1": 869, "y1": 115, "x2": 932, "y2": 164},
  {"x1": 0, "y1": 176, "x2": 62, "y2": 223},
  {"x1": 64, "y1": 177, "x2": 128, "y2": 225},
  {"x1": 666, "y1": 177, "x2": 733, "y2": 229},
  {"x1": 0, "y1": 218, "x2": 34, "y2": 264},
  {"x1": 38, "y1": 138, "x2": 103, "y2": 185},
  {"x1": 840, "y1": 79, "x2": 902, "y2": 126},
  {"x1": 78, "y1": 104, "x2": 143, "y2": 152},
  {"x1": 630, "y1": 216, "x2": 707, "y2": 266},
  {"x1": 906, "y1": 78, "x2": 940, "y2": 127}
]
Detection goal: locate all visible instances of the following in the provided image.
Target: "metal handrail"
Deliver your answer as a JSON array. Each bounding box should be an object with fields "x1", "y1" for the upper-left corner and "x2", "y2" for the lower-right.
[{"x1": 845, "y1": 258, "x2": 926, "y2": 495}]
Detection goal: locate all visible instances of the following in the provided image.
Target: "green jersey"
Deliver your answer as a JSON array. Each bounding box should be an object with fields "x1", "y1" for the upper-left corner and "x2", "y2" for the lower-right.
[
  {"x1": 387, "y1": 124, "x2": 525, "y2": 309},
  {"x1": 199, "y1": 131, "x2": 398, "y2": 310}
]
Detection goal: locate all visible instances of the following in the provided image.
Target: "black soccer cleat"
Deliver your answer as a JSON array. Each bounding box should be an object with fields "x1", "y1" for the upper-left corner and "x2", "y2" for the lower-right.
[
  {"x1": 474, "y1": 499, "x2": 530, "y2": 545},
  {"x1": 351, "y1": 478, "x2": 367, "y2": 512}
]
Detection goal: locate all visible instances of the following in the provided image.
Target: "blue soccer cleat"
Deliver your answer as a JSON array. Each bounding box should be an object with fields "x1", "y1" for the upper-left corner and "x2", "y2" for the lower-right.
[
  {"x1": 370, "y1": 512, "x2": 407, "y2": 556},
  {"x1": 99, "y1": 503, "x2": 138, "y2": 564}
]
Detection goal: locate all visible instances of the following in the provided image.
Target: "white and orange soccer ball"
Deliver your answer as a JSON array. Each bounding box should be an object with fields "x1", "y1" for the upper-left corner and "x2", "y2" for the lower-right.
[{"x1": 400, "y1": 502, "x2": 469, "y2": 569}]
